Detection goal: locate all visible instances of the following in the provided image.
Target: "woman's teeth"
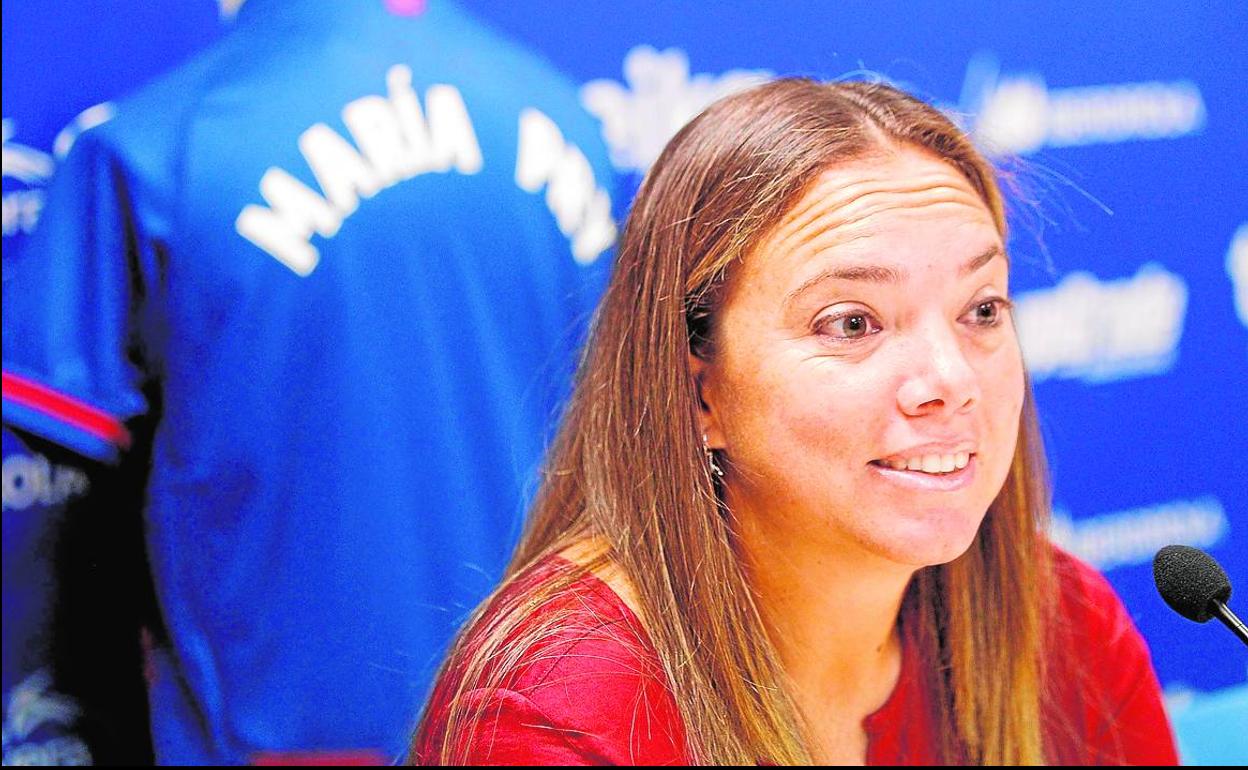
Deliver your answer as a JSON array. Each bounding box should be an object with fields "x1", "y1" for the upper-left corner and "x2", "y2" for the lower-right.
[{"x1": 880, "y1": 452, "x2": 971, "y2": 474}]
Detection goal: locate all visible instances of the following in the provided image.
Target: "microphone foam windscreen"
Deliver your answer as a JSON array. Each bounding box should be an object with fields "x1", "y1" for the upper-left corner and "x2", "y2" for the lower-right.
[{"x1": 1153, "y1": 545, "x2": 1232, "y2": 623}]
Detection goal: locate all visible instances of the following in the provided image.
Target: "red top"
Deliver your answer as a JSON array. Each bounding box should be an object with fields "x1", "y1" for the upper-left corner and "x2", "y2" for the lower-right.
[{"x1": 413, "y1": 549, "x2": 1179, "y2": 765}]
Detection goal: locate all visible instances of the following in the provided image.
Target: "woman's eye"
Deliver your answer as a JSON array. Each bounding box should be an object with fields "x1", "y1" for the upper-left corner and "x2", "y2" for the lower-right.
[
  {"x1": 964, "y1": 298, "x2": 1011, "y2": 327},
  {"x1": 817, "y1": 312, "x2": 881, "y2": 339}
]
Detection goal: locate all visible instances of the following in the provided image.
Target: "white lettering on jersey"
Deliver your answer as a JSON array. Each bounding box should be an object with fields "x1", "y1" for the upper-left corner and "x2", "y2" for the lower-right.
[
  {"x1": 2, "y1": 452, "x2": 90, "y2": 512},
  {"x1": 1, "y1": 669, "x2": 91, "y2": 765},
  {"x1": 236, "y1": 65, "x2": 483, "y2": 276},
  {"x1": 299, "y1": 123, "x2": 384, "y2": 217},
  {"x1": 424, "y1": 85, "x2": 484, "y2": 175},
  {"x1": 234, "y1": 168, "x2": 344, "y2": 276},
  {"x1": 387, "y1": 65, "x2": 439, "y2": 177},
  {"x1": 515, "y1": 109, "x2": 615, "y2": 264}
]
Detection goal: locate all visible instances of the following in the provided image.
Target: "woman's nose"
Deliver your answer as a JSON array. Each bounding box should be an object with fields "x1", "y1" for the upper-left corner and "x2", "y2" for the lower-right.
[{"x1": 896, "y1": 324, "x2": 981, "y2": 417}]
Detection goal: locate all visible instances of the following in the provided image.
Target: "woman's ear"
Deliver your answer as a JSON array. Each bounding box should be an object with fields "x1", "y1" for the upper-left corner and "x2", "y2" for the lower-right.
[{"x1": 689, "y1": 352, "x2": 726, "y2": 449}]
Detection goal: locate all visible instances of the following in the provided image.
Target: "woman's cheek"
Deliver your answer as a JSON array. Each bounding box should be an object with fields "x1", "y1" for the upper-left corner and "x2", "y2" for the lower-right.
[{"x1": 983, "y1": 337, "x2": 1025, "y2": 403}]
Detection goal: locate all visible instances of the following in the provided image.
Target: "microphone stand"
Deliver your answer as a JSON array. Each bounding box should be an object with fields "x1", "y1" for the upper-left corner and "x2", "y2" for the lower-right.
[{"x1": 1209, "y1": 600, "x2": 1248, "y2": 646}]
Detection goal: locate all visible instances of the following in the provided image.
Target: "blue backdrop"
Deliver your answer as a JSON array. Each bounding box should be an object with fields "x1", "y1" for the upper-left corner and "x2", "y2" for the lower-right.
[{"x1": 3, "y1": 0, "x2": 1244, "y2": 764}]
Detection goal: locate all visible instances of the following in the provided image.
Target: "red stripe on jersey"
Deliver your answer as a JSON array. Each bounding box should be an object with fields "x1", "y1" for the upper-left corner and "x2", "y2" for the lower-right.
[{"x1": 2, "y1": 370, "x2": 132, "y2": 449}]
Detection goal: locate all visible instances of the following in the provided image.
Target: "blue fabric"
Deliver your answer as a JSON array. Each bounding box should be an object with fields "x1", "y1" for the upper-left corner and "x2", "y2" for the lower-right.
[{"x1": 2, "y1": 0, "x2": 616, "y2": 762}]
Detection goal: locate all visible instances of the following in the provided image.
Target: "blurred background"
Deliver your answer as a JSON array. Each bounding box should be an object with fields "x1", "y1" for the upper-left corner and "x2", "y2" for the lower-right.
[{"x1": 4, "y1": 0, "x2": 1245, "y2": 764}]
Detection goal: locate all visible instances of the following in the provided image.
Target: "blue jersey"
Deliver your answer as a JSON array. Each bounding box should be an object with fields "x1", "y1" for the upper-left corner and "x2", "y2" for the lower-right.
[
  {"x1": 4, "y1": 4, "x2": 221, "y2": 763},
  {"x1": 2, "y1": 0, "x2": 616, "y2": 762}
]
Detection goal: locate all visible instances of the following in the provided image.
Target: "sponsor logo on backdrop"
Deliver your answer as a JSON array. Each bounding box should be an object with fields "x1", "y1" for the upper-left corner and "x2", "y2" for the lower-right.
[
  {"x1": 1051, "y1": 496, "x2": 1228, "y2": 572},
  {"x1": 1, "y1": 451, "x2": 90, "y2": 512},
  {"x1": 583, "y1": 47, "x2": 1208, "y2": 168},
  {"x1": 2, "y1": 120, "x2": 54, "y2": 237},
  {"x1": 1, "y1": 121, "x2": 54, "y2": 185},
  {"x1": 1, "y1": 669, "x2": 91, "y2": 765},
  {"x1": 236, "y1": 65, "x2": 613, "y2": 275},
  {"x1": 1013, "y1": 263, "x2": 1187, "y2": 383},
  {"x1": 2, "y1": 105, "x2": 114, "y2": 240},
  {"x1": 581, "y1": 46, "x2": 771, "y2": 173},
  {"x1": 961, "y1": 52, "x2": 1206, "y2": 156},
  {"x1": 1229, "y1": 223, "x2": 1248, "y2": 329}
]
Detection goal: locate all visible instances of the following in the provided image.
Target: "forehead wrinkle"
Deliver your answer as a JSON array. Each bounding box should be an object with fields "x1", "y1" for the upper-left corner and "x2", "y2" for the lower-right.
[
  {"x1": 787, "y1": 169, "x2": 983, "y2": 230},
  {"x1": 767, "y1": 189, "x2": 989, "y2": 277},
  {"x1": 763, "y1": 171, "x2": 988, "y2": 263}
]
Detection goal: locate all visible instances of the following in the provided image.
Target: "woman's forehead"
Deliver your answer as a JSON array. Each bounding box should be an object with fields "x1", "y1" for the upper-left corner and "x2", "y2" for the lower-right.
[
  {"x1": 772, "y1": 150, "x2": 991, "y2": 248},
  {"x1": 739, "y1": 150, "x2": 1000, "y2": 281}
]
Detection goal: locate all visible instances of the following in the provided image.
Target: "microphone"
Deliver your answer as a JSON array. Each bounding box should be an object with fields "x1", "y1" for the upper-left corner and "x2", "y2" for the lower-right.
[{"x1": 1153, "y1": 545, "x2": 1247, "y2": 647}]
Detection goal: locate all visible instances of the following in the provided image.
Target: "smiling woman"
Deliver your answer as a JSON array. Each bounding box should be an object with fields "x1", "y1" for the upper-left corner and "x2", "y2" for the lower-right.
[
  {"x1": 699, "y1": 149, "x2": 1024, "y2": 580},
  {"x1": 409, "y1": 78, "x2": 1179, "y2": 766}
]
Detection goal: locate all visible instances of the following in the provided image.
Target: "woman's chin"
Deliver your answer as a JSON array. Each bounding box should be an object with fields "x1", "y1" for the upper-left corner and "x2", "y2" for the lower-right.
[{"x1": 865, "y1": 511, "x2": 985, "y2": 569}]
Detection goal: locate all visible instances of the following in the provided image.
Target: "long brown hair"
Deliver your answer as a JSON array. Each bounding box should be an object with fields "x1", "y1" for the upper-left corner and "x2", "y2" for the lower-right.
[{"x1": 415, "y1": 77, "x2": 1055, "y2": 765}]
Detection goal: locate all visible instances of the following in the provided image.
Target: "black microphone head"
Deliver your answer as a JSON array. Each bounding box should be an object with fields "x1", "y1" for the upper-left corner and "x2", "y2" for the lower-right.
[{"x1": 1153, "y1": 545, "x2": 1232, "y2": 623}]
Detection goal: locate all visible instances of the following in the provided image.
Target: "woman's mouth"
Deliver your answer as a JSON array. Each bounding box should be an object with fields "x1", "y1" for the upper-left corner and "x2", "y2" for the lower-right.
[
  {"x1": 868, "y1": 453, "x2": 978, "y2": 490},
  {"x1": 870, "y1": 452, "x2": 971, "y2": 475}
]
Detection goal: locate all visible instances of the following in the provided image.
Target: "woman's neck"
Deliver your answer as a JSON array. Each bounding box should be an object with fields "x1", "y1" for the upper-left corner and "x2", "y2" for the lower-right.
[{"x1": 735, "y1": 509, "x2": 913, "y2": 759}]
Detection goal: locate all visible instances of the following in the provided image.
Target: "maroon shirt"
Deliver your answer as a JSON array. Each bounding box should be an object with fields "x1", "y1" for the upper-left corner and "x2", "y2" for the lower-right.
[{"x1": 414, "y1": 549, "x2": 1179, "y2": 765}]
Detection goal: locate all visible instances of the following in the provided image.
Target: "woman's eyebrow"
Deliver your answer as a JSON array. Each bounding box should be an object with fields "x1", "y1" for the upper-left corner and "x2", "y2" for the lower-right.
[
  {"x1": 784, "y1": 266, "x2": 900, "y2": 311},
  {"x1": 961, "y1": 245, "x2": 1004, "y2": 277},
  {"x1": 784, "y1": 244, "x2": 1005, "y2": 310}
]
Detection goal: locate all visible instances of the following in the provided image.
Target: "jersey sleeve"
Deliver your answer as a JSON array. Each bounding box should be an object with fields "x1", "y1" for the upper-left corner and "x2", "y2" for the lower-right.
[{"x1": 2, "y1": 128, "x2": 159, "y2": 464}]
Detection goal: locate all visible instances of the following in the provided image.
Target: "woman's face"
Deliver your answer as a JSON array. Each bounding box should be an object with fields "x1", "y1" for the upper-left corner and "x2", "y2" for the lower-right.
[{"x1": 697, "y1": 146, "x2": 1025, "y2": 569}]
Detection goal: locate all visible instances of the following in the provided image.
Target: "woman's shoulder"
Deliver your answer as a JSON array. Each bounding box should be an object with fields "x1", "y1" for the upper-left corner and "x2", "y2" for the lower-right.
[
  {"x1": 1046, "y1": 543, "x2": 1153, "y2": 671},
  {"x1": 493, "y1": 550, "x2": 665, "y2": 690},
  {"x1": 1048, "y1": 544, "x2": 1147, "y2": 649},
  {"x1": 414, "y1": 549, "x2": 689, "y2": 765},
  {"x1": 1050, "y1": 545, "x2": 1126, "y2": 611},
  {"x1": 1043, "y1": 543, "x2": 1179, "y2": 765}
]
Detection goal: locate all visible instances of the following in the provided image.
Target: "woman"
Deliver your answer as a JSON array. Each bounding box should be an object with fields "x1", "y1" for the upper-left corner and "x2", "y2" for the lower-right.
[{"x1": 410, "y1": 78, "x2": 1178, "y2": 765}]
